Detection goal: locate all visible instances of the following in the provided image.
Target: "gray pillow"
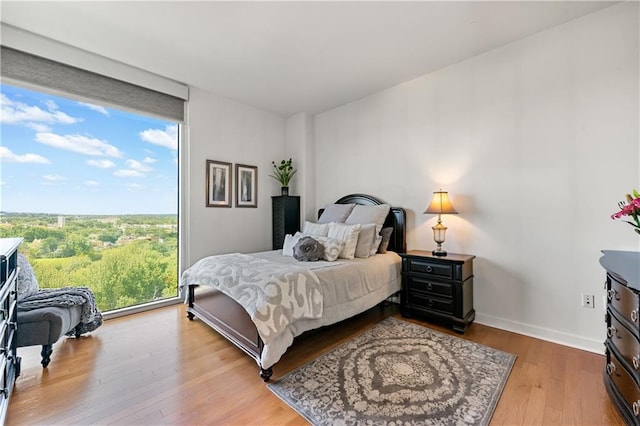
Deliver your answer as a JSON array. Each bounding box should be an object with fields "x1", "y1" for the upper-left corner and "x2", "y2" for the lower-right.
[
  {"x1": 293, "y1": 236, "x2": 325, "y2": 262},
  {"x1": 354, "y1": 223, "x2": 377, "y2": 258},
  {"x1": 318, "y1": 203, "x2": 356, "y2": 224},
  {"x1": 345, "y1": 204, "x2": 390, "y2": 233},
  {"x1": 377, "y1": 227, "x2": 394, "y2": 253},
  {"x1": 17, "y1": 253, "x2": 39, "y2": 300}
]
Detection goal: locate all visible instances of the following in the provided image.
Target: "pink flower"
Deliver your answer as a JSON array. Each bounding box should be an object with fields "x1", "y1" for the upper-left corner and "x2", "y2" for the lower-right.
[{"x1": 612, "y1": 190, "x2": 640, "y2": 235}]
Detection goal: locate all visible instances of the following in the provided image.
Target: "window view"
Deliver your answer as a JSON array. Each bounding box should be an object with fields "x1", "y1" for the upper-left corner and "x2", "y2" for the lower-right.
[{"x1": 0, "y1": 83, "x2": 179, "y2": 312}]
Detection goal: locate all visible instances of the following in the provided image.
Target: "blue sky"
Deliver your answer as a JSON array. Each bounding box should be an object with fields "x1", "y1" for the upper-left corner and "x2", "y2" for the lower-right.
[{"x1": 1, "y1": 83, "x2": 178, "y2": 215}]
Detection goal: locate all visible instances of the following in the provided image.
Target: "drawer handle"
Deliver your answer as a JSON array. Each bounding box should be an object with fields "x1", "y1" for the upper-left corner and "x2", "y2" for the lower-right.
[
  {"x1": 634, "y1": 401, "x2": 640, "y2": 416},
  {"x1": 607, "y1": 326, "x2": 617, "y2": 338},
  {"x1": 606, "y1": 362, "x2": 616, "y2": 375},
  {"x1": 633, "y1": 310, "x2": 639, "y2": 323},
  {"x1": 633, "y1": 355, "x2": 640, "y2": 370},
  {"x1": 427, "y1": 299, "x2": 434, "y2": 307},
  {"x1": 427, "y1": 283, "x2": 433, "y2": 291},
  {"x1": 608, "y1": 289, "x2": 618, "y2": 301},
  {"x1": 425, "y1": 266, "x2": 433, "y2": 273}
]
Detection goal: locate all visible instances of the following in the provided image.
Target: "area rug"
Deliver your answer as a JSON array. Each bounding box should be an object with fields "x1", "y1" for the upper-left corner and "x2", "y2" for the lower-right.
[{"x1": 267, "y1": 316, "x2": 516, "y2": 425}]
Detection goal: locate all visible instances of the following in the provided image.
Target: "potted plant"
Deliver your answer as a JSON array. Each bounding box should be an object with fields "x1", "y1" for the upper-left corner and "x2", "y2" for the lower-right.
[{"x1": 270, "y1": 158, "x2": 297, "y2": 195}]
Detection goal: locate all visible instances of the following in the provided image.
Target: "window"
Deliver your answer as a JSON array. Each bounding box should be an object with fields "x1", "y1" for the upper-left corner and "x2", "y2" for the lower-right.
[{"x1": 1, "y1": 82, "x2": 179, "y2": 312}]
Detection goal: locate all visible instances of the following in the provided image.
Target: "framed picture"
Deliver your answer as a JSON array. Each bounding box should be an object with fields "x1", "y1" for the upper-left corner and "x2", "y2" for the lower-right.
[
  {"x1": 235, "y1": 164, "x2": 258, "y2": 208},
  {"x1": 206, "y1": 160, "x2": 232, "y2": 207}
]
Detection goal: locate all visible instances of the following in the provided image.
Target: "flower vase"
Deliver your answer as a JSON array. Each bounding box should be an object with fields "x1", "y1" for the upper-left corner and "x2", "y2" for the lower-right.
[{"x1": 281, "y1": 187, "x2": 289, "y2": 196}]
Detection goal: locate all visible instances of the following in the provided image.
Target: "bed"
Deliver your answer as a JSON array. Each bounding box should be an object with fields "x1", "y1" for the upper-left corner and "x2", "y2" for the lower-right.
[{"x1": 180, "y1": 194, "x2": 406, "y2": 381}]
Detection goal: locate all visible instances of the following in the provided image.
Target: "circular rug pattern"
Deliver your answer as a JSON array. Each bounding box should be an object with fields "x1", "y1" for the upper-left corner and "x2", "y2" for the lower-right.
[{"x1": 268, "y1": 317, "x2": 516, "y2": 425}]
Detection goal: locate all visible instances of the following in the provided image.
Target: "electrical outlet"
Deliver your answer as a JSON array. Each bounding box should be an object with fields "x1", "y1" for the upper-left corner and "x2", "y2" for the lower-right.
[{"x1": 582, "y1": 293, "x2": 595, "y2": 309}]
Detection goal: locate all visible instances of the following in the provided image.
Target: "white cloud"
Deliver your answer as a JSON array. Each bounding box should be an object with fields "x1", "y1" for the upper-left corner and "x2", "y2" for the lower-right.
[
  {"x1": 85, "y1": 180, "x2": 99, "y2": 186},
  {"x1": 86, "y1": 159, "x2": 116, "y2": 169},
  {"x1": 0, "y1": 146, "x2": 50, "y2": 164},
  {"x1": 139, "y1": 124, "x2": 178, "y2": 150},
  {"x1": 35, "y1": 132, "x2": 122, "y2": 157},
  {"x1": 126, "y1": 159, "x2": 152, "y2": 173},
  {"x1": 78, "y1": 102, "x2": 109, "y2": 116},
  {"x1": 114, "y1": 169, "x2": 144, "y2": 178},
  {"x1": 125, "y1": 183, "x2": 143, "y2": 190},
  {"x1": 43, "y1": 174, "x2": 67, "y2": 181},
  {"x1": 27, "y1": 123, "x2": 52, "y2": 132},
  {"x1": 143, "y1": 157, "x2": 156, "y2": 164},
  {"x1": 1, "y1": 93, "x2": 79, "y2": 126}
]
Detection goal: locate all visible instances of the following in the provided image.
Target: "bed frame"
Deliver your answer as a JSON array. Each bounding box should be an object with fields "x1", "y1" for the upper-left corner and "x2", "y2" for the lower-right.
[{"x1": 186, "y1": 193, "x2": 406, "y2": 381}]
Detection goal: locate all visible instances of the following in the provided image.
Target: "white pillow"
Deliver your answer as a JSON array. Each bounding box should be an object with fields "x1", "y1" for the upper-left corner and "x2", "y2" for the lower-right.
[
  {"x1": 302, "y1": 221, "x2": 329, "y2": 237},
  {"x1": 327, "y1": 222, "x2": 362, "y2": 260},
  {"x1": 354, "y1": 223, "x2": 377, "y2": 259},
  {"x1": 282, "y1": 233, "x2": 304, "y2": 257}
]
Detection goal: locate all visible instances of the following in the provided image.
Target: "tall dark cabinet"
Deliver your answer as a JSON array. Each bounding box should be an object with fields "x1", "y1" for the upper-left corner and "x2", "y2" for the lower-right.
[{"x1": 272, "y1": 195, "x2": 300, "y2": 250}]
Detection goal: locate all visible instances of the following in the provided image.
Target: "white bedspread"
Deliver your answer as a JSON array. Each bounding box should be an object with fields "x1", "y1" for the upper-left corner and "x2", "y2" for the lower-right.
[{"x1": 181, "y1": 250, "x2": 401, "y2": 369}]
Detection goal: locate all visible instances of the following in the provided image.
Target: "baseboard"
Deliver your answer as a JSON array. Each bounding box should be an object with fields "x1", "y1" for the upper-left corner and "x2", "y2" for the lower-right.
[{"x1": 475, "y1": 312, "x2": 605, "y2": 355}]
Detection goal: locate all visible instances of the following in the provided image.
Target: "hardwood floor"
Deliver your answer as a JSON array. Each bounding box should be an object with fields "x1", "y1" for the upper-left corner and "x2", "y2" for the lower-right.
[{"x1": 8, "y1": 303, "x2": 623, "y2": 425}]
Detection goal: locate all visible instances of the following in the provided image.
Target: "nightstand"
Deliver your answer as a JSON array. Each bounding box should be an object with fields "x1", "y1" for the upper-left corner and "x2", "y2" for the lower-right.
[{"x1": 400, "y1": 250, "x2": 475, "y2": 333}]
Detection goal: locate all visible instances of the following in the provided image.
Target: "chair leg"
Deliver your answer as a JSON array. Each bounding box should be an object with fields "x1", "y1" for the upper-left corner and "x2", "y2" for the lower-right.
[{"x1": 40, "y1": 344, "x2": 52, "y2": 368}]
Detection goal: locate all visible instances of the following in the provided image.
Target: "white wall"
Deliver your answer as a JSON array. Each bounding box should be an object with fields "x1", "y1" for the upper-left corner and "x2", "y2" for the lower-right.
[
  {"x1": 285, "y1": 113, "x2": 316, "y2": 224},
  {"x1": 313, "y1": 2, "x2": 639, "y2": 353},
  {"x1": 185, "y1": 88, "x2": 286, "y2": 264}
]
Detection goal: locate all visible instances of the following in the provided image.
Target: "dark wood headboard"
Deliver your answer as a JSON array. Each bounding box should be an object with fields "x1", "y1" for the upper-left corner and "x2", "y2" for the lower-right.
[{"x1": 318, "y1": 194, "x2": 406, "y2": 254}]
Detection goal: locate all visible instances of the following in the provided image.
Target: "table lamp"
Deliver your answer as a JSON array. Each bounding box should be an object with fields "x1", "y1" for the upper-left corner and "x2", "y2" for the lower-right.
[{"x1": 424, "y1": 190, "x2": 458, "y2": 256}]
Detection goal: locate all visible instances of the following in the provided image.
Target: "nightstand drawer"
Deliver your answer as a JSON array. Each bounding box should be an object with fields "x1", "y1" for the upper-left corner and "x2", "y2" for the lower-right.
[
  {"x1": 608, "y1": 275, "x2": 640, "y2": 328},
  {"x1": 407, "y1": 276, "x2": 452, "y2": 298},
  {"x1": 409, "y1": 292, "x2": 454, "y2": 315},
  {"x1": 606, "y1": 348, "x2": 640, "y2": 420},
  {"x1": 608, "y1": 310, "x2": 640, "y2": 373},
  {"x1": 407, "y1": 259, "x2": 453, "y2": 279}
]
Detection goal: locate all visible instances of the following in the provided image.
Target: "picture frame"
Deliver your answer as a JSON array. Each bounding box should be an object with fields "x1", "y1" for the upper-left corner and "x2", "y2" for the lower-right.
[
  {"x1": 235, "y1": 164, "x2": 258, "y2": 208},
  {"x1": 206, "y1": 160, "x2": 232, "y2": 207}
]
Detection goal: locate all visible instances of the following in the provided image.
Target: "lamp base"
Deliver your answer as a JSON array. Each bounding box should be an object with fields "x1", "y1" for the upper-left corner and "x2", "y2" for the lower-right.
[{"x1": 432, "y1": 250, "x2": 447, "y2": 257}]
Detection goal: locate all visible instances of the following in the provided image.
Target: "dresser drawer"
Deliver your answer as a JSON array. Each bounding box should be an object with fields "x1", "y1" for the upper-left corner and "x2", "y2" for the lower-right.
[
  {"x1": 408, "y1": 292, "x2": 454, "y2": 315},
  {"x1": 407, "y1": 259, "x2": 453, "y2": 280},
  {"x1": 608, "y1": 275, "x2": 640, "y2": 327},
  {"x1": 608, "y1": 311, "x2": 640, "y2": 373},
  {"x1": 407, "y1": 276, "x2": 452, "y2": 298},
  {"x1": 606, "y1": 349, "x2": 640, "y2": 420}
]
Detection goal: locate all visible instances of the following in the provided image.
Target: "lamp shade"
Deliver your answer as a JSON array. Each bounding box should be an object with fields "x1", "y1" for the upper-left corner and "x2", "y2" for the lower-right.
[{"x1": 424, "y1": 191, "x2": 458, "y2": 215}]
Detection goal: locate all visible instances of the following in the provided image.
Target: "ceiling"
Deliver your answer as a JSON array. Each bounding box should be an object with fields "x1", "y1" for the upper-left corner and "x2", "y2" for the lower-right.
[{"x1": 0, "y1": 1, "x2": 619, "y2": 117}]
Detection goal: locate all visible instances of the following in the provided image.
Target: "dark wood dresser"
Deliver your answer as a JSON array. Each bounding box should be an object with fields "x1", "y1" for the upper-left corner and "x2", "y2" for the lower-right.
[
  {"x1": 602, "y1": 250, "x2": 640, "y2": 425},
  {"x1": 0, "y1": 238, "x2": 22, "y2": 424},
  {"x1": 271, "y1": 195, "x2": 300, "y2": 250},
  {"x1": 400, "y1": 250, "x2": 475, "y2": 333}
]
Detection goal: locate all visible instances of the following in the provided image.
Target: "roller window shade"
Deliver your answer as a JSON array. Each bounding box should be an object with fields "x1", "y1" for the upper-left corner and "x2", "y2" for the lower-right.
[{"x1": 1, "y1": 46, "x2": 185, "y2": 122}]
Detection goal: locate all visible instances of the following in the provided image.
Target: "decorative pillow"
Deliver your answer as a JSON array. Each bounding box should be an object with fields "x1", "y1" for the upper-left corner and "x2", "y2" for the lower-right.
[
  {"x1": 17, "y1": 253, "x2": 39, "y2": 300},
  {"x1": 284, "y1": 233, "x2": 344, "y2": 261},
  {"x1": 345, "y1": 204, "x2": 390, "y2": 235},
  {"x1": 282, "y1": 233, "x2": 304, "y2": 257},
  {"x1": 377, "y1": 227, "x2": 394, "y2": 253},
  {"x1": 293, "y1": 236, "x2": 325, "y2": 262},
  {"x1": 302, "y1": 221, "x2": 329, "y2": 237},
  {"x1": 327, "y1": 222, "x2": 362, "y2": 260},
  {"x1": 354, "y1": 223, "x2": 377, "y2": 259},
  {"x1": 313, "y1": 236, "x2": 346, "y2": 262},
  {"x1": 318, "y1": 203, "x2": 356, "y2": 224}
]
